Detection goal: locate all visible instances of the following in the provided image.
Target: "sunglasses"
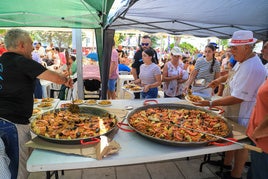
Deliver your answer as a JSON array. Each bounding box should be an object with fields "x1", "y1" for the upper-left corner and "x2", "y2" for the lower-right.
[
  {"x1": 171, "y1": 54, "x2": 180, "y2": 58},
  {"x1": 141, "y1": 43, "x2": 149, "y2": 46}
]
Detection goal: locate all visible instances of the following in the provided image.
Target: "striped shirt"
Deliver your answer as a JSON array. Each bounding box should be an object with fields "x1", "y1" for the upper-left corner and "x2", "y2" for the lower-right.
[
  {"x1": 139, "y1": 63, "x2": 161, "y2": 85},
  {"x1": 194, "y1": 58, "x2": 220, "y2": 83}
]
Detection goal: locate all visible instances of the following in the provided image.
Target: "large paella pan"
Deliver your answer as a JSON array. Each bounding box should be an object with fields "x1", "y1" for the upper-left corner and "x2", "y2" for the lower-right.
[
  {"x1": 126, "y1": 103, "x2": 232, "y2": 146},
  {"x1": 31, "y1": 107, "x2": 117, "y2": 144}
]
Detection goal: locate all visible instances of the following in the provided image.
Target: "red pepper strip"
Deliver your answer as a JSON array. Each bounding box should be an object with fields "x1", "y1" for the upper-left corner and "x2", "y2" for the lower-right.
[
  {"x1": 210, "y1": 138, "x2": 237, "y2": 146},
  {"x1": 143, "y1": 99, "x2": 158, "y2": 106},
  {"x1": 117, "y1": 122, "x2": 135, "y2": 132},
  {"x1": 80, "y1": 138, "x2": 100, "y2": 145}
]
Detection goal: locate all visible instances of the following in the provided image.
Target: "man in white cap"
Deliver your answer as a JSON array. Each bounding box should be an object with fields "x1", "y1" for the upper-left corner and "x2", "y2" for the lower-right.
[{"x1": 193, "y1": 30, "x2": 266, "y2": 179}]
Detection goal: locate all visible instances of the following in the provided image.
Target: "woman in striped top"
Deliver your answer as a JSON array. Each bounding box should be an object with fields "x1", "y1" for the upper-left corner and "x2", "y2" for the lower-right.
[{"x1": 184, "y1": 44, "x2": 221, "y2": 100}]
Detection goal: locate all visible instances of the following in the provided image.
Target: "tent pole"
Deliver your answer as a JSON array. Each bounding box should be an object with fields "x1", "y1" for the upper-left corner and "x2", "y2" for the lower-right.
[
  {"x1": 100, "y1": 29, "x2": 115, "y2": 99},
  {"x1": 72, "y1": 29, "x2": 84, "y2": 99}
]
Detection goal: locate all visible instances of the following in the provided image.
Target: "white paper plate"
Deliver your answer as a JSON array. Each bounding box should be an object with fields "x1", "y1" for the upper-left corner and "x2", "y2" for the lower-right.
[
  {"x1": 97, "y1": 101, "x2": 112, "y2": 107},
  {"x1": 85, "y1": 100, "x2": 97, "y2": 105},
  {"x1": 185, "y1": 95, "x2": 204, "y2": 103}
]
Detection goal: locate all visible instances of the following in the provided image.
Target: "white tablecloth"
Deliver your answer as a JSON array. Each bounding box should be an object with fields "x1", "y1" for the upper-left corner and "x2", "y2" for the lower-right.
[{"x1": 27, "y1": 98, "x2": 244, "y2": 172}]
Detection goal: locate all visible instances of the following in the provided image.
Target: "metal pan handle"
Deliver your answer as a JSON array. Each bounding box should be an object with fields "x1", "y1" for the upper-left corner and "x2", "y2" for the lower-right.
[
  {"x1": 80, "y1": 138, "x2": 100, "y2": 145},
  {"x1": 210, "y1": 138, "x2": 237, "y2": 146},
  {"x1": 117, "y1": 122, "x2": 135, "y2": 132},
  {"x1": 143, "y1": 99, "x2": 158, "y2": 106}
]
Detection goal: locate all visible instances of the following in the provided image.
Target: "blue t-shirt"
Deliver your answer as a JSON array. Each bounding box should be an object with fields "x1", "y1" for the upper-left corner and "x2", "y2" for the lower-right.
[
  {"x1": 118, "y1": 64, "x2": 131, "y2": 72},
  {"x1": 229, "y1": 55, "x2": 237, "y2": 67}
]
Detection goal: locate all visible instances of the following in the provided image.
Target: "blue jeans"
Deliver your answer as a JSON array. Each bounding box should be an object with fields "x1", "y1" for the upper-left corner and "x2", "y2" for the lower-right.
[
  {"x1": 0, "y1": 118, "x2": 19, "y2": 179},
  {"x1": 141, "y1": 87, "x2": 158, "y2": 99},
  {"x1": 34, "y1": 79, "x2": 43, "y2": 99},
  {"x1": 247, "y1": 141, "x2": 268, "y2": 179},
  {"x1": 108, "y1": 79, "x2": 117, "y2": 91}
]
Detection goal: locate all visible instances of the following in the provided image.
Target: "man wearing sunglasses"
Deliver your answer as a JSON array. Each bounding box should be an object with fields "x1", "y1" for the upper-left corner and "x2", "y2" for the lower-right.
[{"x1": 131, "y1": 35, "x2": 159, "y2": 99}]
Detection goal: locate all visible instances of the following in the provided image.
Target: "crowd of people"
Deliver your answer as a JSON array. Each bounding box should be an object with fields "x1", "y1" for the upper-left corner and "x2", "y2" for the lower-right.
[
  {"x1": 114, "y1": 31, "x2": 268, "y2": 179},
  {"x1": 0, "y1": 28, "x2": 268, "y2": 179}
]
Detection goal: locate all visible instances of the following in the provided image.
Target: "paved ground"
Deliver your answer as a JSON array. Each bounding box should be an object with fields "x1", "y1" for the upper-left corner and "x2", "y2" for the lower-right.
[{"x1": 28, "y1": 153, "x2": 249, "y2": 179}]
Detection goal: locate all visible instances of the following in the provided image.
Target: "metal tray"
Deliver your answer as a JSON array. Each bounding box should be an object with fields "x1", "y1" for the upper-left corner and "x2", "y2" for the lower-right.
[
  {"x1": 31, "y1": 106, "x2": 117, "y2": 145},
  {"x1": 126, "y1": 103, "x2": 232, "y2": 147}
]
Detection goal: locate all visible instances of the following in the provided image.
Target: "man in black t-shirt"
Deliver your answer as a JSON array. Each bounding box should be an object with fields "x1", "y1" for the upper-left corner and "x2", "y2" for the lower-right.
[
  {"x1": 0, "y1": 29, "x2": 73, "y2": 179},
  {"x1": 131, "y1": 35, "x2": 158, "y2": 99}
]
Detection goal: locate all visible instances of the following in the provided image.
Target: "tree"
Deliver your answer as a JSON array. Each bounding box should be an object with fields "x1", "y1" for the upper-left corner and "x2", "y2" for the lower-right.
[
  {"x1": 178, "y1": 42, "x2": 197, "y2": 55},
  {"x1": 114, "y1": 32, "x2": 126, "y2": 46},
  {"x1": 219, "y1": 39, "x2": 229, "y2": 50},
  {"x1": 150, "y1": 35, "x2": 160, "y2": 48},
  {"x1": 0, "y1": 29, "x2": 7, "y2": 41},
  {"x1": 30, "y1": 30, "x2": 86, "y2": 49}
]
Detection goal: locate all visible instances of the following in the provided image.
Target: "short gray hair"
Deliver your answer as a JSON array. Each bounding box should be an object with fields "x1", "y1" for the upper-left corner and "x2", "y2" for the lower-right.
[{"x1": 4, "y1": 29, "x2": 30, "y2": 49}]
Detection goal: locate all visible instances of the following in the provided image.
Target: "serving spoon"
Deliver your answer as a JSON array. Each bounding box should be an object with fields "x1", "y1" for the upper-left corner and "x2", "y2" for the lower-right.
[{"x1": 67, "y1": 74, "x2": 79, "y2": 113}]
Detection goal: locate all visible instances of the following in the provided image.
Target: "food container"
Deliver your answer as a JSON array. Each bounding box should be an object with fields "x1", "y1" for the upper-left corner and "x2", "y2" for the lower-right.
[{"x1": 31, "y1": 107, "x2": 117, "y2": 145}]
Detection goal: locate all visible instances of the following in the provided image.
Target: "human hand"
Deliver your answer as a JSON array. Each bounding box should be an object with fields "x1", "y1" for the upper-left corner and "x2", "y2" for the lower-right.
[
  {"x1": 208, "y1": 79, "x2": 220, "y2": 89},
  {"x1": 65, "y1": 78, "x2": 73, "y2": 88},
  {"x1": 192, "y1": 100, "x2": 210, "y2": 106},
  {"x1": 143, "y1": 85, "x2": 150, "y2": 92},
  {"x1": 183, "y1": 85, "x2": 190, "y2": 94},
  {"x1": 133, "y1": 79, "x2": 140, "y2": 85}
]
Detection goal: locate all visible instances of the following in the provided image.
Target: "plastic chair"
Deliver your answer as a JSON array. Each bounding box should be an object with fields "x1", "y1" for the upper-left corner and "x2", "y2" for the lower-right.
[
  {"x1": 84, "y1": 79, "x2": 101, "y2": 100},
  {"x1": 119, "y1": 71, "x2": 130, "y2": 75}
]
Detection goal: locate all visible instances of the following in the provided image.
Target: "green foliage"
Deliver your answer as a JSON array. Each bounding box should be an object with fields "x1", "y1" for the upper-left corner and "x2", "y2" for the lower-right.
[
  {"x1": 114, "y1": 32, "x2": 126, "y2": 46},
  {"x1": 30, "y1": 30, "x2": 85, "y2": 48},
  {"x1": 219, "y1": 39, "x2": 228, "y2": 49},
  {"x1": 178, "y1": 42, "x2": 197, "y2": 54},
  {"x1": 150, "y1": 35, "x2": 159, "y2": 48}
]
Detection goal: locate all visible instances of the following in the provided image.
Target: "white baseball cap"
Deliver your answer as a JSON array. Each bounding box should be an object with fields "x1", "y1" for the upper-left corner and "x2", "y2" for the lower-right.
[{"x1": 171, "y1": 46, "x2": 182, "y2": 56}]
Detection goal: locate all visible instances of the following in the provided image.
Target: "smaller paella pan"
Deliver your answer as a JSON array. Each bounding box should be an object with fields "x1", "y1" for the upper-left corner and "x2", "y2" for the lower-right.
[
  {"x1": 31, "y1": 107, "x2": 117, "y2": 144},
  {"x1": 126, "y1": 103, "x2": 232, "y2": 147}
]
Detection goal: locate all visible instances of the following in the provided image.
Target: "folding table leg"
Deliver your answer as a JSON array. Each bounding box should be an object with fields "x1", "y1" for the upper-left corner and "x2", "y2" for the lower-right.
[{"x1": 46, "y1": 171, "x2": 59, "y2": 179}]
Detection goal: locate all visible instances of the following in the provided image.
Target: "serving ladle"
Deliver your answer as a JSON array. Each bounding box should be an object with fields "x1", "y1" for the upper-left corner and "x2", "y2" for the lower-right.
[{"x1": 66, "y1": 75, "x2": 79, "y2": 113}]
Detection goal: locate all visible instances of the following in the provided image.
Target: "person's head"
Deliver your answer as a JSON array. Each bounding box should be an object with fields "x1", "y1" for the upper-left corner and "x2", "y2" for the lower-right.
[
  {"x1": 204, "y1": 43, "x2": 217, "y2": 73},
  {"x1": 140, "y1": 35, "x2": 151, "y2": 51},
  {"x1": 4, "y1": 29, "x2": 33, "y2": 59},
  {"x1": 228, "y1": 30, "x2": 257, "y2": 63},
  {"x1": 170, "y1": 46, "x2": 183, "y2": 62},
  {"x1": 261, "y1": 41, "x2": 268, "y2": 60},
  {"x1": 204, "y1": 43, "x2": 216, "y2": 60},
  {"x1": 209, "y1": 42, "x2": 219, "y2": 50},
  {"x1": 68, "y1": 55, "x2": 76, "y2": 65},
  {"x1": 142, "y1": 48, "x2": 155, "y2": 64},
  {"x1": 35, "y1": 43, "x2": 41, "y2": 50},
  {"x1": 225, "y1": 47, "x2": 232, "y2": 58},
  {"x1": 118, "y1": 45, "x2": 123, "y2": 51},
  {"x1": 55, "y1": 47, "x2": 60, "y2": 53}
]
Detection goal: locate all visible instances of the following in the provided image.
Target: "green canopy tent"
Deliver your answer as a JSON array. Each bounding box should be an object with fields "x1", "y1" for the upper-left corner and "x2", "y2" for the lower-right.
[{"x1": 0, "y1": 0, "x2": 120, "y2": 99}]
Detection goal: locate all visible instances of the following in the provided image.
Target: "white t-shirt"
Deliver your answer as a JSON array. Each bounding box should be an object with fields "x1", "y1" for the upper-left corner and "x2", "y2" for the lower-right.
[
  {"x1": 264, "y1": 63, "x2": 268, "y2": 77},
  {"x1": 230, "y1": 55, "x2": 266, "y2": 126}
]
